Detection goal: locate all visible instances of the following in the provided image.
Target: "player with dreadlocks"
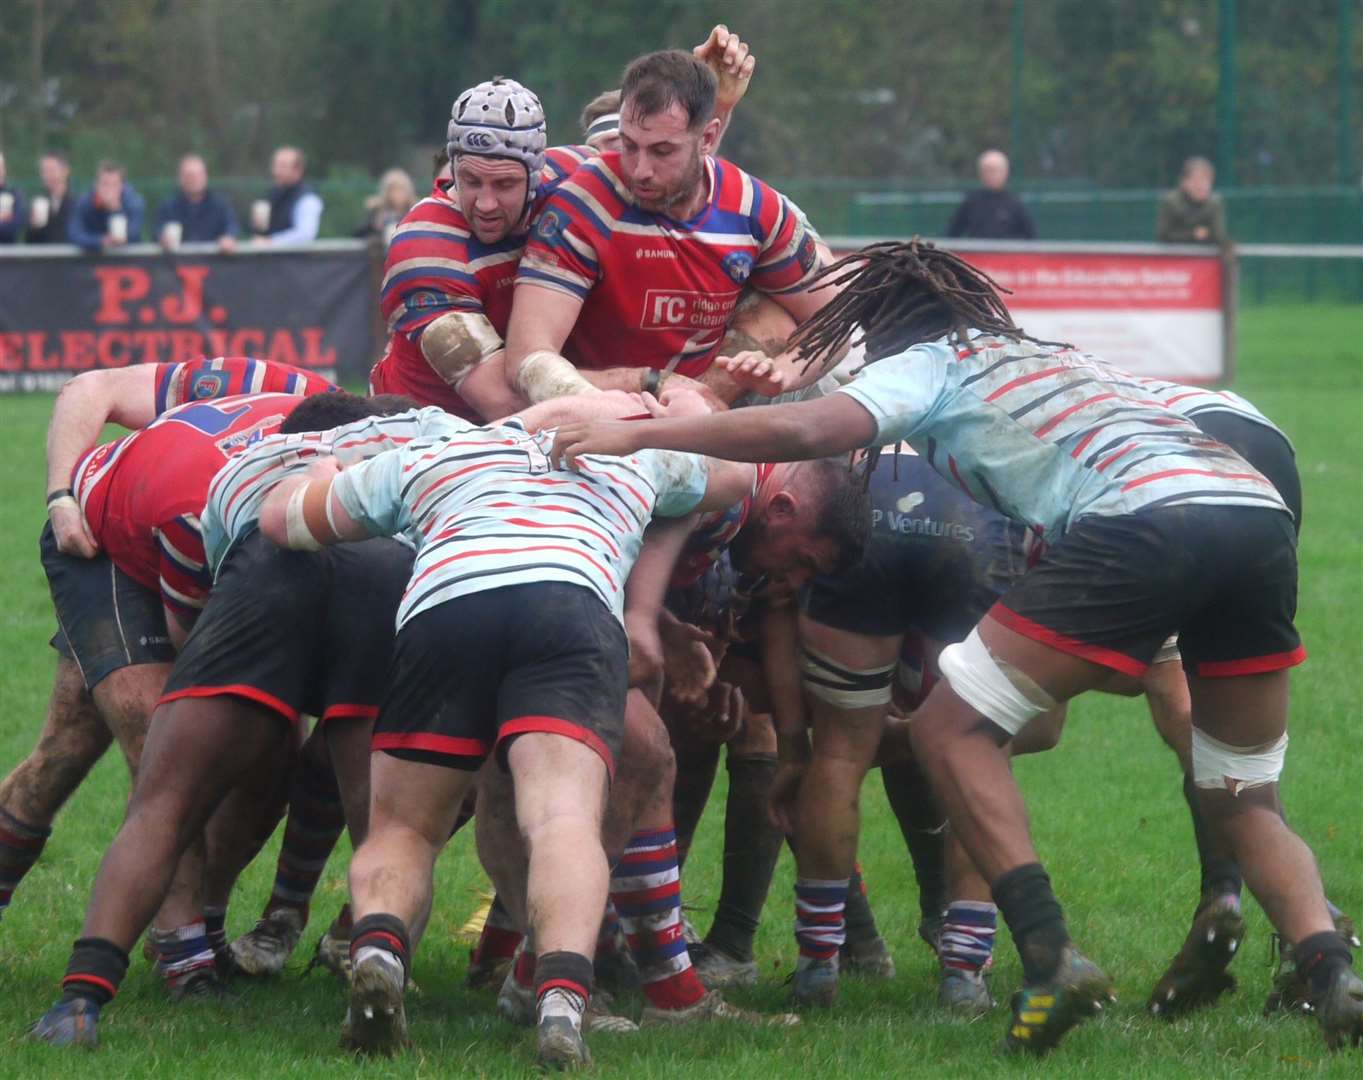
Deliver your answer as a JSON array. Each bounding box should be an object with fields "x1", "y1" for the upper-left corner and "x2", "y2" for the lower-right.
[{"x1": 551, "y1": 239, "x2": 1363, "y2": 1055}]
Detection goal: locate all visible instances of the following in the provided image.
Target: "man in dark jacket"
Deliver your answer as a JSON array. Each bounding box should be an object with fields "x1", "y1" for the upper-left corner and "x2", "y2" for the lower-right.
[
  {"x1": 251, "y1": 146, "x2": 323, "y2": 245},
  {"x1": 25, "y1": 152, "x2": 75, "y2": 245},
  {"x1": 69, "y1": 161, "x2": 145, "y2": 252},
  {"x1": 945, "y1": 149, "x2": 1036, "y2": 240},
  {"x1": 1156, "y1": 157, "x2": 1228, "y2": 246},
  {"x1": 0, "y1": 151, "x2": 25, "y2": 244},
  {"x1": 155, "y1": 154, "x2": 238, "y2": 251}
]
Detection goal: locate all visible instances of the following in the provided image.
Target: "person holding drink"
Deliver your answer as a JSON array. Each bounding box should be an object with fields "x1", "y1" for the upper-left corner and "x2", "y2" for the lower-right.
[
  {"x1": 0, "y1": 151, "x2": 25, "y2": 245},
  {"x1": 69, "y1": 160, "x2": 145, "y2": 252},
  {"x1": 26, "y1": 152, "x2": 75, "y2": 245},
  {"x1": 154, "y1": 154, "x2": 238, "y2": 251}
]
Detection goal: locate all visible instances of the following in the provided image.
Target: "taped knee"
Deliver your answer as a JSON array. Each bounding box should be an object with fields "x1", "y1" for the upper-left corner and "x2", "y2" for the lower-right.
[
  {"x1": 937, "y1": 628, "x2": 1056, "y2": 736},
  {"x1": 1191, "y1": 727, "x2": 1287, "y2": 796},
  {"x1": 799, "y1": 646, "x2": 894, "y2": 709}
]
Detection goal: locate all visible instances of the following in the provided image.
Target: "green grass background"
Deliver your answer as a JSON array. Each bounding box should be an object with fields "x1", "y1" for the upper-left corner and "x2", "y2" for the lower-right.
[{"x1": 0, "y1": 305, "x2": 1359, "y2": 1076}]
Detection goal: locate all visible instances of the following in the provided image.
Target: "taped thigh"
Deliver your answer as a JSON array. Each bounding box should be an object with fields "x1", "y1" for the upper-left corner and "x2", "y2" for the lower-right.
[
  {"x1": 937, "y1": 627, "x2": 1056, "y2": 735},
  {"x1": 799, "y1": 645, "x2": 895, "y2": 710},
  {"x1": 1191, "y1": 727, "x2": 1287, "y2": 795}
]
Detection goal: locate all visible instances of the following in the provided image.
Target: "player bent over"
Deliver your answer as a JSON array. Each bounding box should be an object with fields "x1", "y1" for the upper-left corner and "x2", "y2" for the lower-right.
[
  {"x1": 253, "y1": 415, "x2": 753, "y2": 1067},
  {"x1": 550, "y1": 241, "x2": 1363, "y2": 1054}
]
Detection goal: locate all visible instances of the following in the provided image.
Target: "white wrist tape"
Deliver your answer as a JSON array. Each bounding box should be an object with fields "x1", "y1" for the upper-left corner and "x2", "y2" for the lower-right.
[
  {"x1": 285, "y1": 484, "x2": 322, "y2": 551},
  {"x1": 1191, "y1": 727, "x2": 1287, "y2": 795},
  {"x1": 800, "y1": 645, "x2": 895, "y2": 709},
  {"x1": 516, "y1": 349, "x2": 598, "y2": 402},
  {"x1": 937, "y1": 627, "x2": 1056, "y2": 735},
  {"x1": 47, "y1": 495, "x2": 81, "y2": 515}
]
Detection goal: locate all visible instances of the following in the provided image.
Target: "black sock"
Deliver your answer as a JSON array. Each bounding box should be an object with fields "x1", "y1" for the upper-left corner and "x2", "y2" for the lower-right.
[
  {"x1": 535, "y1": 949, "x2": 594, "y2": 1005},
  {"x1": 881, "y1": 759, "x2": 949, "y2": 921},
  {"x1": 1297, "y1": 929, "x2": 1354, "y2": 997},
  {"x1": 992, "y1": 863, "x2": 1070, "y2": 984},
  {"x1": 1182, "y1": 776, "x2": 1242, "y2": 901},
  {"x1": 672, "y1": 742, "x2": 722, "y2": 868},
  {"x1": 61, "y1": 937, "x2": 130, "y2": 1006},
  {"x1": 350, "y1": 913, "x2": 411, "y2": 982},
  {"x1": 843, "y1": 864, "x2": 881, "y2": 946},
  {"x1": 706, "y1": 753, "x2": 783, "y2": 962}
]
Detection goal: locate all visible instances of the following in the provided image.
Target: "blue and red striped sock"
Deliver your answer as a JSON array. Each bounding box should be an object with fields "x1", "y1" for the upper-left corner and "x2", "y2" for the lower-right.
[
  {"x1": 148, "y1": 921, "x2": 217, "y2": 992},
  {"x1": 795, "y1": 877, "x2": 848, "y2": 966},
  {"x1": 610, "y1": 826, "x2": 706, "y2": 1009},
  {"x1": 939, "y1": 901, "x2": 997, "y2": 973}
]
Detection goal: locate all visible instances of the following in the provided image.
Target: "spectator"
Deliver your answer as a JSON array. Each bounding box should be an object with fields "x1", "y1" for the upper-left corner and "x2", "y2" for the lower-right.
[
  {"x1": 0, "y1": 151, "x2": 24, "y2": 244},
  {"x1": 155, "y1": 154, "x2": 239, "y2": 251},
  {"x1": 353, "y1": 168, "x2": 416, "y2": 240},
  {"x1": 1156, "y1": 156, "x2": 1228, "y2": 245},
  {"x1": 26, "y1": 151, "x2": 74, "y2": 244},
  {"x1": 580, "y1": 89, "x2": 622, "y2": 152},
  {"x1": 945, "y1": 148, "x2": 1036, "y2": 240},
  {"x1": 252, "y1": 145, "x2": 323, "y2": 244},
  {"x1": 69, "y1": 160, "x2": 145, "y2": 252}
]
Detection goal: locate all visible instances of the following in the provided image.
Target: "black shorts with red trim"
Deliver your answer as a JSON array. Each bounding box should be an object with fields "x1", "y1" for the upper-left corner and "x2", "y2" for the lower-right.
[
  {"x1": 159, "y1": 530, "x2": 411, "y2": 724},
  {"x1": 373, "y1": 582, "x2": 627, "y2": 777},
  {"x1": 991, "y1": 504, "x2": 1304, "y2": 679},
  {"x1": 41, "y1": 523, "x2": 175, "y2": 691},
  {"x1": 1190, "y1": 412, "x2": 1301, "y2": 535}
]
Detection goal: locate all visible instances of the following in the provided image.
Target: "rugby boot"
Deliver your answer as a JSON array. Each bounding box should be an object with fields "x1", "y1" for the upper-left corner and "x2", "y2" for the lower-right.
[
  {"x1": 466, "y1": 947, "x2": 515, "y2": 991},
  {"x1": 229, "y1": 906, "x2": 305, "y2": 977},
  {"x1": 341, "y1": 952, "x2": 409, "y2": 1056},
  {"x1": 690, "y1": 940, "x2": 759, "y2": 990},
  {"x1": 308, "y1": 925, "x2": 352, "y2": 983},
  {"x1": 1312, "y1": 966, "x2": 1363, "y2": 1050},
  {"x1": 642, "y1": 988, "x2": 799, "y2": 1027},
  {"x1": 28, "y1": 998, "x2": 101, "y2": 1048},
  {"x1": 791, "y1": 957, "x2": 839, "y2": 1009},
  {"x1": 498, "y1": 965, "x2": 636, "y2": 1034},
  {"x1": 1266, "y1": 909, "x2": 1363, "y2": 1017},
  {"x1": 1147, "y1": 893, "x2": 1244, "y2": 1018},
  {"x1": 1002, "y1": 943, "x2": 1114, "y2": 1055},
  {"x1": 167, "y1": 966, "x2": 232, "y2": 1003},
  {"x1": 842, "y1": 935, "x2": 897, "y2": 980},
  {"x1": 938, "y1": 967, "x2": 995, "y2": 1015},
  {"x1": 537, "y1": 1014, "x2": 592, "y2": 1070},
  {"x1": 594, "y1": 922, "x2": 641, "y2": 995}
]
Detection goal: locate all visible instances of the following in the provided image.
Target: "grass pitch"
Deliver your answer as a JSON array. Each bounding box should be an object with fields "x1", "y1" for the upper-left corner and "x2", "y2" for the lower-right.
[{"x1": 0, "y1": 304, "x2": 1359, "y2": 1077}]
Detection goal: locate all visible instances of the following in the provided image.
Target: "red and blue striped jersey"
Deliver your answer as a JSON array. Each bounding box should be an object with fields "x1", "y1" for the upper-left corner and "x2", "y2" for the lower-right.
[
  {"x1": 154, "y1": 356, "x2": 334, "y2": 416},
  {"x1": 670, "y1": 462, "x2": 773, "y2": 588},
  {"x1": 516, "y1": 152, "x2": 820, "y2": 377},
  {"x1": 72, "y1": 393, "x2": 314, "y2": 617},
  {"x1": 369, "y1": 148, "x2": 594, "y2": 419}
]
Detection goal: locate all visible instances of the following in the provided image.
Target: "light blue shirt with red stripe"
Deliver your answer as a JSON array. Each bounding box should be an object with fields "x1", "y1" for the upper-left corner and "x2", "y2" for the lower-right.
[{"x1": 837, "y1": 331, "x2": 1289, "y2": 540}]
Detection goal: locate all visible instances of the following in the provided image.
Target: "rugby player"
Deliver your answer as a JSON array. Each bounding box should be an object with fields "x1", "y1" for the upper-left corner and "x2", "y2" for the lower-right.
[
  {"x1": 368, "y1": 29, "x2": 757, "y2": 423},
  {"x1": 1, "y1": 358, "x2": 332, "y2": 986},
  {"x1": 251, "y1": 403, "x2": 785, "y2": 1066},
  {"x1": 504, "y1": 48, "x2": 840, "y2": 409},
  {"x1": 549, "y1": 240, "x2": 1363, "y2": 1054}
]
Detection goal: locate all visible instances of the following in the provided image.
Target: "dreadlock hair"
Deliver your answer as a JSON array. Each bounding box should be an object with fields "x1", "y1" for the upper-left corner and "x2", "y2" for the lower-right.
[
  {"x1": 790, "y1": 238, "x2": 1058, "y2": 375},
  {"x1": 790, "y1": 238, "x2": 1068, "y2": 483}
]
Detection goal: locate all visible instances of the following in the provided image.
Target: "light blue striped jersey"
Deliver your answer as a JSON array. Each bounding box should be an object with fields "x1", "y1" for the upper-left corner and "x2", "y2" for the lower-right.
[
  {"x1": 837, "y1": 332, "x2": 1287, "y2": 540},
  {"x1": 331, "y1": 424, "x2": 708, "y2": 629}
]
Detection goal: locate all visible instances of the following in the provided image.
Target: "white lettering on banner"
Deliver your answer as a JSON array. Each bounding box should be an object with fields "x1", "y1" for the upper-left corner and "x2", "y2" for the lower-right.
[
  {"x1": 640, "y1": 289, "x2": 739, "y2": 332},
  {"x1": 871, "y1": 507, "x2": 976, "y2": 542}
]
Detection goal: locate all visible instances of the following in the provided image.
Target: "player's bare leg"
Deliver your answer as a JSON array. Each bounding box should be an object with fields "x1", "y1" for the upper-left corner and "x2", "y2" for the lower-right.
[
  {"x1": 507, "y1": 732, "x2": 612, "y2": 1069},
  {"x1": 28, "y1": 697, "x2": 290, "y2": 1047},
  {"x1": 343, "y1": 752, "x2": 468, "y2": 1056},
  {"x1": 0, "y1": 657, "x2": 107, "y2": 923}
]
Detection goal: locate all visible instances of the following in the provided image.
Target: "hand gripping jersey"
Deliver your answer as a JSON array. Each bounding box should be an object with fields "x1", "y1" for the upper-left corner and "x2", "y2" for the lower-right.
[
  {"x1": 517, "y1": 152, "x2": 820, "y2": 376},
  {"x1": 200, "y1": 407, "x2": 474, "y2": 575},
  {"x1": 331, "y1": 420, "x2": 708, "y2": 628},
  {"x1": 837, "y1": 333, "x2": 1289, "y2": 539},
  {"x1": 71, "y1": 393, "x2": 313, "y2": 618},
  {"x1": 154, "y1": 356, "x2": 335, "y2": 415},
  {"x1": 370, "y1": 148, "x2": 593, "y2": 419}
]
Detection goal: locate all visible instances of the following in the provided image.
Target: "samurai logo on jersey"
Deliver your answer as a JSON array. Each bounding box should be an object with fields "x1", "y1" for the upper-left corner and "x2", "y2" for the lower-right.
[{"x1": 641, "y1": 290, "x2": 737, "y2": 331}]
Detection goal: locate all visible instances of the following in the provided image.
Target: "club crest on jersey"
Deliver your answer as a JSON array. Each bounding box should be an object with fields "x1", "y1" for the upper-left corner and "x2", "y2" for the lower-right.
[
  {"x1": 407, "y1": 290, "x2": 444, "y2": 310},
  {"x1": 191, "y1": 373, "x2": 226, "y2": 399},
  {"x1": 722, "y1": 251, "x2": 754, "y2": 285},
  {"x1": 536, "y1": 209, "x2": 566, "y2": 242},
  {"x1": 796, "y1": 233, "x2": 819, "y2": 273}
]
